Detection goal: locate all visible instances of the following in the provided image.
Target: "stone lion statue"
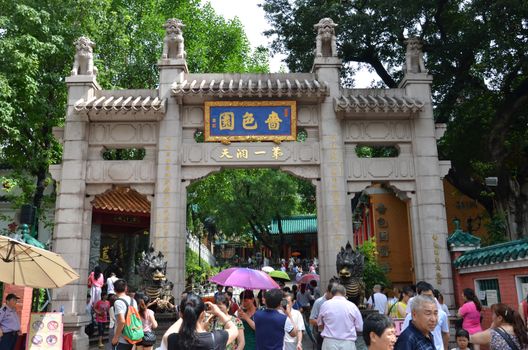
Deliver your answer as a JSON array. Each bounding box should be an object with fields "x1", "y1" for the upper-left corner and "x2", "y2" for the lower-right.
[
  {"x1": 162, "y1": 18, "x2": 186, "y2": 59},
  {"x1": 71, "y1": 36, "x2": 98, "y2": 76},
  {"x1": 404, "y1": 37, "x2": 427, "y2": 73},
  {"x1": 314, "y1": 18, "x2": 338, "y2": 57}
]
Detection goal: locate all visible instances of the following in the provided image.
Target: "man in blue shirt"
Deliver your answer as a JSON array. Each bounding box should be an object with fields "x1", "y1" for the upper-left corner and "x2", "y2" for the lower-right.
[
  {"x1": 395, "y1": 295, "x2": 438, "y2": 350},
  {"x1": 255, "y1": 289, "x2": 298, "y2": 350},
  {"x1": 0, "y1": 294, "x2": 21, "y2": 350}
]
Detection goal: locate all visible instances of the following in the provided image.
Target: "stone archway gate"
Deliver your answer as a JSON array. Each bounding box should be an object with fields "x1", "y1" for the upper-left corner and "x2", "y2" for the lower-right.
[{"x1": 50, "y1": 18, "x2": 452, "y2": 348}]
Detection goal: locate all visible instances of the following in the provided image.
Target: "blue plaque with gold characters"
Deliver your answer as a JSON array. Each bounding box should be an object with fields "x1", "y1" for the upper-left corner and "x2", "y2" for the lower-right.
[{"x1": 204, "y1": 101, "x2": 297, "y2": 142}]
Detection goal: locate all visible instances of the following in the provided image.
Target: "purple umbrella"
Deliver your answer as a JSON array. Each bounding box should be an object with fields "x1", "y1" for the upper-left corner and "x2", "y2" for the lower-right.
[{"x1": 209, "y1": 267, "x2": 280, "y2": 290}]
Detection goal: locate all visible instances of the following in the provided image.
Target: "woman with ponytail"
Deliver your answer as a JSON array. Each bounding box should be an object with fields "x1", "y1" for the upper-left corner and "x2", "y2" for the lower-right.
[
  {"x1": 167, "y1": 293, "x2": 238, "y2": 350},
  {"x1": 470, "y1": 303, "x2": 528, "y2": 350},
  {"x1": 458, "y1": 288, "x2": 484, "y2": 350}
]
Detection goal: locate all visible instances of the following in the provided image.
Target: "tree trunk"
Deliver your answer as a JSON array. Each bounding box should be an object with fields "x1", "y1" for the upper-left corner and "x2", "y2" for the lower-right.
[{"x1": 495, "y1": 172, "x2": 528, "y2": 240}]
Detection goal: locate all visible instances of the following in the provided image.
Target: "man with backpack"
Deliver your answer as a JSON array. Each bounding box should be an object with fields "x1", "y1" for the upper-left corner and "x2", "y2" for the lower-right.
[{"x1": 111, "y1": 279, "x2": 143, "y2": 350}]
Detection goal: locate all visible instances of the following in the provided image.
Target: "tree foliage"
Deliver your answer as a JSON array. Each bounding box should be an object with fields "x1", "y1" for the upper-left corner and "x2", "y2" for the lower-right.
[
  {"x1": 263, "y1": 0, "x2": 528, "y2": 237},
  {"x1": 187, "y1": 169, "x2": 316, "y2": 255},
  {"x1": 0, "y1": 0, "x2": 268, "y2": 227},
  {"x1": 358, "y1": 238, "x2": 390, "y2": 293}
]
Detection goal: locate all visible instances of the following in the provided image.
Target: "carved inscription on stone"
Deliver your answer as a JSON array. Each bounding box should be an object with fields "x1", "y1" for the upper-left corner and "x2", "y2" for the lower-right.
[{"x1": 181, "y1": 142, "x2": 320, "y2": 166}]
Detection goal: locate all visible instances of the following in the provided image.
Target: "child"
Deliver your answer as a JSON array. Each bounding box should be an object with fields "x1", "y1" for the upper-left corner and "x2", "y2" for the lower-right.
[
  {"x1": 93, "y1": 292, "x2": 110, "y2": 348},
  {"x1": 452, "y1": 329, "x2": 471, "y2": 350}
]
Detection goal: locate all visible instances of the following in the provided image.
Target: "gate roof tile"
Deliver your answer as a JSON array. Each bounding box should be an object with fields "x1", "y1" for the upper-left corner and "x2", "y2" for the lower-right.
[
  {"x1": 91, "y1": 186, "x2": 150, "y2": 214},
  {"x1": 454, "y1": 238, "x2": 528, "y2": 268}
]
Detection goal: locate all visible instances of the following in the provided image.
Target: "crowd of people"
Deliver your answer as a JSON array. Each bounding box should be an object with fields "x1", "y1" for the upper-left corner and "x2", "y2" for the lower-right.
[{"x1": 76, "y1": 263, "x2": 528, "y2": 350}]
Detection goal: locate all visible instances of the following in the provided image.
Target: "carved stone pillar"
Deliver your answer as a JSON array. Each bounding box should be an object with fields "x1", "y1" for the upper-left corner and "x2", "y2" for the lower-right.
[
  {"x1": 311, "y1": 20, "x2": 352, "y2": 289},
  {"x1": 151, "y1": 23, "x2": 189, "y2": 298},
  {"x1": 51, "y1": 74, "x2": 100, "y2": 349},
  {"x1": 400, "y1": 39, "x2": 453, "y2": 305}
]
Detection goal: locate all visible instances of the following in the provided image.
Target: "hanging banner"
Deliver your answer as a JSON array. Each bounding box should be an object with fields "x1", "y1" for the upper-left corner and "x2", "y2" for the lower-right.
[
  {"x1": 204, "y1": 101, "x2": 297, "y2": 142},
  {"x1": 26, "y1": 312, "x2": 63, "y2": 350}
]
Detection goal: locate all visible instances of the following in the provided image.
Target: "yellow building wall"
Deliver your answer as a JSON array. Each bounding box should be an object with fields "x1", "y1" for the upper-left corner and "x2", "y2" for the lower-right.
[
  {"x1": 370, "y1": 191, "x2": 414, "y2": 286},
  {"x1": 443, "y1": 178, "x2": 488, "y2": 240}
]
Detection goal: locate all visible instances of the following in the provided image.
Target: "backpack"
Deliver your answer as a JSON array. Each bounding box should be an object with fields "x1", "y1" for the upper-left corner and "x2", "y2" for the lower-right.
[{"x1": 117, "y1": 297, "x2": 144, "y2": 344}]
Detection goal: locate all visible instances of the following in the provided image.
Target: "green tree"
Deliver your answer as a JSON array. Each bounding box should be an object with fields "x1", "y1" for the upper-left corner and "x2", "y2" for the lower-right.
[
  {"x1": 263, "y1": 0, "x2": 528, "y2": 238},
  {"x1": 0, "y1": 0, "x2": 268, "y2": 229},
  {"x1": 187, "y1": 169, "x2": 315, "y2": 256}
]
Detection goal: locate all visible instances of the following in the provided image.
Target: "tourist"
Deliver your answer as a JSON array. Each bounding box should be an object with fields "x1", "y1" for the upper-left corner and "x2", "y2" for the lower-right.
[
  {"x1": 402, "y1": 282, "x2": 449, "y2": 350},
  {"x1": 161, "y1": 295, "x2": 187, "y2": 350},
  {"x1": 388, "y1": 286, "x2": 413, "y2": 319},
  {"x1": 310, "y1": 281, "x2": 337, "y2": 350},
  {"x1": 386, "y1": 289, "x2": 399, "y2": 317},
  {"x1": 457, "y1": 288, "x2": 482, "y2": 350},
  {"x1": 368, "y1": 284, "x2": 388, "y2": 315},
  {"x1": 0, "y1": 294, "x2": 21, "y2": 350},
  {"x1": 94, "y1": 291, "x2": 110, "y2": 348},
  {"x1": 135, "y1": 293, "x2": 158, "y2": 350},
  {"x1": 212, "y1": 293, "x2": 245, "y2": 350},
  {"x1": 363, "y1": 313, "x2": 397, "y2": 350},
  {"x1": 317, "y1": 284, "x2": 363, "y2": 350},
  {"x1": 254, "y1": 289, "x2": 298, "y2": 350},
  {"x1": 111, "y1": 279, "x2": 138, "y2": 350},
  {"x1": 519, "y1": 293, "x2": 528, "y2": 325},
  {"x1": 237, "y1": 289, "x2": 257, "y2": 349},
  {"x1": 296, "y1": 283, "x2": 313, "y2": 317},
  {"x1": 452, "y1": 329, "x2": 471, "y2": 350},
  {"x1": 167, "y1": 293, "x2": 238, "y2": 350},
  {"x1": 106, "y1": 272, "x2": 118, "y2": 295},
  {"x1": 394, "y1": 295, "x2": 438, "y2": 350},
  {"x1": 88, "y1": 266, "x2": 105, "y2": 307},
  {"x1": 282, "y1": 292, "x2": 305, "y2": 350},
  {"x1": 436, "y1": 291, "x2": 450, "y2": 317},
  {"x1": 86, "y1": 293, "x2": 95, "y2": 337},
  {"x1": 309, "y1": 280, "x2": 322, "y2": 301},
  {"x1": 295, "y1": 267, "x2": 303, "y2": 283},
  {"x1": 224, "y1": 287, "x2": 239, "y2": 315},
  {"x1": 214, "y1": 284, "x2": 224, "y2": 299},
  {"x1": 470, "y1": 303, "x2": 528, "y2": 350},
  {"x1": 106, "y1": 294, "x2": 117, "y2": 350}
]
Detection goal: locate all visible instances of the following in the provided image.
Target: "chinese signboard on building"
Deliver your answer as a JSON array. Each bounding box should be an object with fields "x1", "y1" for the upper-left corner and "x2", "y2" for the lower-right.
[{"x1": 204, "y1": 101, "x2": 297, "y2": 142}]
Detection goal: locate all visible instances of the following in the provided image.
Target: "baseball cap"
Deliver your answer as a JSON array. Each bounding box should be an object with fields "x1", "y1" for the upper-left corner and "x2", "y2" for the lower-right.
[{"x1": 6, "y1": 293, "x2": 20, "y2": 301}]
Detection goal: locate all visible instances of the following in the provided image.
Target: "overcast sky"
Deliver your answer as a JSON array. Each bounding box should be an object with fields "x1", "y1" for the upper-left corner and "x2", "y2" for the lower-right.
[{"x1": 202, "y1": 0, "x2": 378, "y2": 86}]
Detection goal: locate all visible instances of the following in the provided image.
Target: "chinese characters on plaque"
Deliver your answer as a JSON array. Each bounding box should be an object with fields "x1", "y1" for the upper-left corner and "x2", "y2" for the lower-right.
[
  {"x1": 218, "y1": 146, "x2": 285, "y2": 161},
  {"x1": 204, "y1": 101, "x2": 296, "y2": 142}
]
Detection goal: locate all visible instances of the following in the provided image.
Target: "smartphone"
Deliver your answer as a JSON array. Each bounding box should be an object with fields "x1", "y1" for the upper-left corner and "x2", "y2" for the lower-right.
[{"x1": 281, "y1": 299, "x2": 288, "y2": 310}]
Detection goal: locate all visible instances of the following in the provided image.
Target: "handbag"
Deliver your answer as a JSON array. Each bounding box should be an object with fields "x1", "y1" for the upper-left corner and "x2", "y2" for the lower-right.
[
  {"x1": 494, "y1": 327, "x2": 520, "y2": 350},
  {"x1": 141, "y1": 330, "x2": 156, "y2": 347}
]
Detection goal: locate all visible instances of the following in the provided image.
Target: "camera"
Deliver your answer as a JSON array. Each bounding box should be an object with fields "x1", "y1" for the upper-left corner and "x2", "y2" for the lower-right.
[{"x1": 205, "y1": 303, "x2": 211, "y2": 311}]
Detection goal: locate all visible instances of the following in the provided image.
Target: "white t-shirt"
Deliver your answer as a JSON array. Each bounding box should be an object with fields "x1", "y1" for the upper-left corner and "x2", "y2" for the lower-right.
[
  {"x1": 106, "y1": 276, "x2": 118, "y2": 294},
  {"x1": 114, "y1": 295, "x2": 138, "y2": 344},
  {"x1": 284, "y1": 309, "x2": 305, "y2": 343},
  {"x1": 367, "y1": 292, "x2": 388, "y2": 314}
]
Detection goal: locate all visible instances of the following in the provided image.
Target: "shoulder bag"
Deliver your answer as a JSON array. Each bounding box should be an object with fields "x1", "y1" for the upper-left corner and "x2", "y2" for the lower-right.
[{"x1": 494, "y1": 327, "x2": 520, "y2": 350}]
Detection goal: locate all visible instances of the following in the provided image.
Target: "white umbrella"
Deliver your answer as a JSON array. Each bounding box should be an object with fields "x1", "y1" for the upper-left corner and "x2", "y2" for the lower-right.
[
  {"x1": 261, "y1": 266, "x2": 275, "y2": 273},
  {"x1": 0, "y1": 235, "x2": 80, "y2": 288}
]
